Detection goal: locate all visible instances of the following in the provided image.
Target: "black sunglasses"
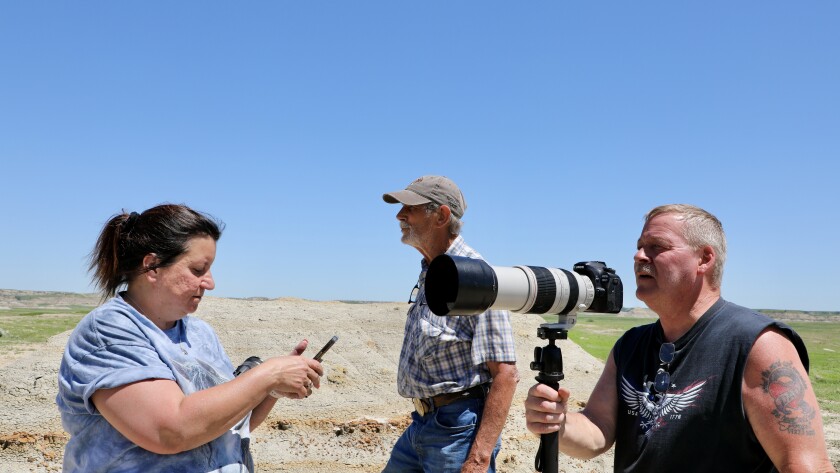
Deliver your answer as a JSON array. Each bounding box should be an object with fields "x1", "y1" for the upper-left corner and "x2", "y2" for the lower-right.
[
  {"x1": 653, "y1": 342, "x2": 676, "y2": 394},
  {"x1": 408, "y1": 271, "x2": 427, "y2": 304},
  {"x1": 408, "y1": 282, "x2": 420, "y2": 304}
]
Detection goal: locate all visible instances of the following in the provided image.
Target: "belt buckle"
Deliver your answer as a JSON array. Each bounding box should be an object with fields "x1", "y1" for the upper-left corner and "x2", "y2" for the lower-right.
[{"x1": 412, "y1": 397, "x2": 430, "y2": 416}]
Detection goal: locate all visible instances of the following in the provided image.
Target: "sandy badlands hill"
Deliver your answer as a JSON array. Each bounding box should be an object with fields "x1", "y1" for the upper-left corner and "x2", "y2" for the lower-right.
[{"x1": 0, "y1": 292, "x2": 837, "y2": 472}]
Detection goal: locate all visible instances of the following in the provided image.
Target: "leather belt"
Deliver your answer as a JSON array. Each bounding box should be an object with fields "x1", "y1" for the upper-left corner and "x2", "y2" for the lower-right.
[{"x1": 412, "y1": 383, "x2": 489, "y2": 416}]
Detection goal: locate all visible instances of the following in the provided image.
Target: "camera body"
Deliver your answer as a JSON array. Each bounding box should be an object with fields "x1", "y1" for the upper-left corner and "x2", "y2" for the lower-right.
[
  {"x1": 425, "y1": 255, "x2": 623, "y2": 317},
  {"x1": 572, "y1": 261, "x2": 623, "y2": 314}
]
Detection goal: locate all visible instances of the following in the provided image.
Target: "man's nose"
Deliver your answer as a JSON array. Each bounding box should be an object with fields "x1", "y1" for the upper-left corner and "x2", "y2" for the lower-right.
[{"x1": 634, "y1": 248, "x2": 648, "y2": 262}]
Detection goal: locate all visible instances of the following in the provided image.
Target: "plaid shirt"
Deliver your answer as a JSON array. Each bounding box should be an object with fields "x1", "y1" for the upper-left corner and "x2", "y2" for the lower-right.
[{"x1": 397, "y1": 236, "x2": 517, "y2": 399}]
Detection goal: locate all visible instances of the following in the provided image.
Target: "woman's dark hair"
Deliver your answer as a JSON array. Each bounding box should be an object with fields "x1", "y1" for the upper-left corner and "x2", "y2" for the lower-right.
[{"x1": 89, "y1": 204, "x2": 224, "y2": 299}]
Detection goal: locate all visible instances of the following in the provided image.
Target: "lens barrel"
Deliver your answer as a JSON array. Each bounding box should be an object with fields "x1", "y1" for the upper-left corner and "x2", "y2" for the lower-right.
[
  {"x1": 425, "y1": 255, "x2": 498, "y2": 316},
  {"x1": 233, "y1": 356, "x2": 263, "y2": 377},
  {"x1": 426, "y1": 255, "x2": 622, "y2": 316}
]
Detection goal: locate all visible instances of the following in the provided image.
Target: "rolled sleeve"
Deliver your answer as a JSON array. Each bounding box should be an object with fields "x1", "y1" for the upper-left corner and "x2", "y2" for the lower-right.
[
  {"x1": 58, "y1": 305, "x2": 175, "y2": 416},
  {"x1": 471, "y1": 308, "x2": 517, "y2": 365},
  {"x1": 73, "y1": 344, "x2": 175, "y2": 414}
]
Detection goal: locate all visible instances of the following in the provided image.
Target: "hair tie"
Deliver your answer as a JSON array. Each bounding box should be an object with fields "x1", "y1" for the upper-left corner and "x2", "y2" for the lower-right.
[{"x1": 123, "y1": 211, "x2": 140, "y2": 234}]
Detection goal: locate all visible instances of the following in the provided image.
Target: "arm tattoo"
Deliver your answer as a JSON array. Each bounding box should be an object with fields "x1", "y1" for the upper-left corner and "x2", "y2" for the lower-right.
[{"x1": 760, "y1": 360, "x2": 815, "y2": 436}]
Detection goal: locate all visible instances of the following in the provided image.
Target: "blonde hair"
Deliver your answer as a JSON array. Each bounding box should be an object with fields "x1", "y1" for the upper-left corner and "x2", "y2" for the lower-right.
[{"x1": 645, "y1": 204, "x2": 726, "y2": 287}]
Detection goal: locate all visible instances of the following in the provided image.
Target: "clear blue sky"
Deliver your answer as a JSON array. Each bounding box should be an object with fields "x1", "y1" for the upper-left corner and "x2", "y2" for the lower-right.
[{"x1": 1, "y1": 2, "x2": 838, "y2": 312}]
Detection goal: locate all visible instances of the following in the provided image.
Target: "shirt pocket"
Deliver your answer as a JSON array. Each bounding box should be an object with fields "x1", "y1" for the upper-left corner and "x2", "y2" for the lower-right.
[{"x1": 418, "y1": 315, "x2": 470, "y2": 361}]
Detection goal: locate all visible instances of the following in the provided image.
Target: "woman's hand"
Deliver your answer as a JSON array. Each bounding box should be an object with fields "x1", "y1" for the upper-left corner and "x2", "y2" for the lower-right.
[
  {"x1": 262, "y1": 344, "x2": 323, "y2": 399},
  {"x1": 288, "y1": 339, "x2": 308, "y2": 356}
]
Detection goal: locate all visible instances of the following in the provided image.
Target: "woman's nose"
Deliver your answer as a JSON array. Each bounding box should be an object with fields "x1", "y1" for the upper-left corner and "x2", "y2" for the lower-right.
[{"x1": 202, "y1": 271, "x2": 215, "y2": 290}]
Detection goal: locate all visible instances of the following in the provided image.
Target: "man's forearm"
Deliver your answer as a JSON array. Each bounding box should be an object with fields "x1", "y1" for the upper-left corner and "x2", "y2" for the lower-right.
[{"x1": 463, "y1": 365, "x2": 519, "y2": 471}]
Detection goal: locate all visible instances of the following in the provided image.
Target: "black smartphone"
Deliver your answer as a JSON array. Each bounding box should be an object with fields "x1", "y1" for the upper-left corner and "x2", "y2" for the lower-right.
[{"x1": 313, "y1": 335, "x2": 338, "y2": 362}]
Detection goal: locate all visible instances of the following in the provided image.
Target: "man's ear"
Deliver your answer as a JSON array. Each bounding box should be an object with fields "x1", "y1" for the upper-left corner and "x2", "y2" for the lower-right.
[
  {"x1": 436, "y1": 205, "x2": 452, "y2": 228},
  {"x1": 697, "y1": 246, "x2": 715, "y2": 275}
]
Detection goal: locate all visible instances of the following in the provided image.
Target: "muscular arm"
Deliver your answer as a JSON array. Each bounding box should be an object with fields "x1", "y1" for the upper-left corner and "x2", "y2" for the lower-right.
[
  {"x1": 461, "y1": 361, "x2": 519, "y2": 473},
  {"x1": 742, "y1": 327, "x2": 835, "y2": 473},
  {"x1": 525, "y1": 349, "x2": 618, "y2": 460}
]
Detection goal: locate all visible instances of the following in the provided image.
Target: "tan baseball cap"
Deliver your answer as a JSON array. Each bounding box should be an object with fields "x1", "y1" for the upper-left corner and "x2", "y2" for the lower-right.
[{"x1": 382, "y1": 175, "x2": 467, "y2": 218}]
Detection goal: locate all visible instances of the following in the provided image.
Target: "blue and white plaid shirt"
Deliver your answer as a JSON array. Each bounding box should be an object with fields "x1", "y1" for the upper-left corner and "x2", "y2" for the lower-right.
[{"x1": 397, "y1": 236, "x2": 517, "y2": 399}]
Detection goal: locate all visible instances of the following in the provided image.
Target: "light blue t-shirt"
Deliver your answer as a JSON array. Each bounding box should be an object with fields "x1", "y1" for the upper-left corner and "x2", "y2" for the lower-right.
[{"x1": 56, "y1": 295, "x2": 253, "y2": 473}]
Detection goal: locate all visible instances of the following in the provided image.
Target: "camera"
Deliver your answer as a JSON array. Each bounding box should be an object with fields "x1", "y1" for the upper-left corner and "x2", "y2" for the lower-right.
[
  {"x1": 233, "y1": 356, "x2": 263, "y2": 377},
  {"x1": 425, "y1": 255, "x2": 623, "y2": 317},
  {"x1": 425, "y1": 254, "x2": 621, "y2": 473}
]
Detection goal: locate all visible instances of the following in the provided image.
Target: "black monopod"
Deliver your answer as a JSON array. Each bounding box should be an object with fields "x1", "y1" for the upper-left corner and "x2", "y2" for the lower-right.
[{"x1": 530, "y1": 317, "x2": 576, "y2": 473}]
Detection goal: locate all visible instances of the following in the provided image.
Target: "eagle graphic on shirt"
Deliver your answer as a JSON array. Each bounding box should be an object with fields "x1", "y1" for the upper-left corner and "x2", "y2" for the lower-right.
[{"x1": 620, "y1": 376, "x2": 707, "y2": 433}]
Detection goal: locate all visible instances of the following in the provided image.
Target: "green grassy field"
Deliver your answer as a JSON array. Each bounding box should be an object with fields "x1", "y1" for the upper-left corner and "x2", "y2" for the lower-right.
[
  {"x1": 550, "y1": 314, "x2": 840, "y2": 414},
  {"x1": 0, "y1": 307, "x2": 92, "y2": 346}
]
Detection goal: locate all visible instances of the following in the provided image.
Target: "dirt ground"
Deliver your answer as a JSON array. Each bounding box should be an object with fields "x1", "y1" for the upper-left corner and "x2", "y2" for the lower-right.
[{"x1": 0, "y1": 295, "x2": 837, "y2": 472}]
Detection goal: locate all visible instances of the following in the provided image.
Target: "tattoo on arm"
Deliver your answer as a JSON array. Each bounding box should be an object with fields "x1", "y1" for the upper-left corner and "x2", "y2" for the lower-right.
[{"x1": 760, "y1": 360, "x2": 815, "y2": 436}]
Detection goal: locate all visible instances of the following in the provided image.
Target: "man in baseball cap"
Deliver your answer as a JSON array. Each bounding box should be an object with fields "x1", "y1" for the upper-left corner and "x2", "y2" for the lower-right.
[{"x1": 381, "y1": 175, "x2": 518, "y2": 473}]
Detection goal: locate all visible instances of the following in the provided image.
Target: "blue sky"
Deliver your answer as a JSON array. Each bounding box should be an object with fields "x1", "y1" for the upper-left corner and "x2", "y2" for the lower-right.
[{"x1": 1, "y1": 2, "x2": 838, "y2": 312}]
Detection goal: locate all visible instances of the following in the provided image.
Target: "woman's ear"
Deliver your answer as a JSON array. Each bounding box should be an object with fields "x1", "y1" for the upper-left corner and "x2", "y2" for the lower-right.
[{"x1": 142, "y1": 254, "x2": 161, "y2": 281}]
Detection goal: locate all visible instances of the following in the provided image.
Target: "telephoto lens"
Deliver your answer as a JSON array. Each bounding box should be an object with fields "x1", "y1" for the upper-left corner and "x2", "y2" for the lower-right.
[{"x1": 425, "y1": 255, "x2": 622, "y2": 317}]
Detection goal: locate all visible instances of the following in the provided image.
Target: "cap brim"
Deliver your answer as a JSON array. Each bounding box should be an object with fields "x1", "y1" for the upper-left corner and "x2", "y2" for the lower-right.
[{"x1": 382, "y1": 190, "x2": 432, "y2": 206}]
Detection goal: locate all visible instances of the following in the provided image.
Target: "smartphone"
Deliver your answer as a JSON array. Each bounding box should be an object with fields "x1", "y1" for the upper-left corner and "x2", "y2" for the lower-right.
[{"x1": 313, "y1": 335, "x2": 338, "y2": 362}]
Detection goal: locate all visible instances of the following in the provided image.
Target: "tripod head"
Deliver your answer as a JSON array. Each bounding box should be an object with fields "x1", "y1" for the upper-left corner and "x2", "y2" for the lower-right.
[{"x1": 530, "y1": 315, "x2": 576, "y2": 384}]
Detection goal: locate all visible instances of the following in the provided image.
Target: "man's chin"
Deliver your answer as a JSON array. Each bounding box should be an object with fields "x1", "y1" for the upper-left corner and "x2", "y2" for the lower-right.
[{"x1": 635, "y1": 286, "x2": 655, "y2": 302}]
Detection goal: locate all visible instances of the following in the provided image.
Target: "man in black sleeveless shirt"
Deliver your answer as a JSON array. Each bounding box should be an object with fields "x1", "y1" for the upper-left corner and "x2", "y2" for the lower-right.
[{"x1": 524, "y1": 204, "x2": 834, "y2": 472}]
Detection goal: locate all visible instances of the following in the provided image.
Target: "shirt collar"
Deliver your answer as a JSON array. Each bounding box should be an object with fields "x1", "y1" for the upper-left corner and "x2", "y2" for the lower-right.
[{"x1": 420, "y1": 235, "x2": 465, "y2": 271}]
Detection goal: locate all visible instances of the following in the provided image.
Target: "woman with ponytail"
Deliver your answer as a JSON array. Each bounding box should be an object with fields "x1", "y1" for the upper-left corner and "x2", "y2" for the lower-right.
[{"x1": 57, "y1": 204, "x2": 323, "y2": 473}]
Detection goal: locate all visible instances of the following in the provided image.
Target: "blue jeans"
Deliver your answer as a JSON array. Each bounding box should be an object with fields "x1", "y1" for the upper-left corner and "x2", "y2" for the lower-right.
[{"x1": 382, "y1": 398, "x2": 501, "y2": 473}]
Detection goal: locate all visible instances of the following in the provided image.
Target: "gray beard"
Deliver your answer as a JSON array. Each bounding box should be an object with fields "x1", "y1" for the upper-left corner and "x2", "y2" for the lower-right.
[{"x1": 400, "y1": 225, "x2": 425, "y2": 249}]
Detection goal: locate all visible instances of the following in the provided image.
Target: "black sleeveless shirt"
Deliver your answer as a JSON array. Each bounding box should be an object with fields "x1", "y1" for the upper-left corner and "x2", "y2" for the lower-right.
[{"x1": 612, "y1": 298, "x2": 808, "y2": 473}]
